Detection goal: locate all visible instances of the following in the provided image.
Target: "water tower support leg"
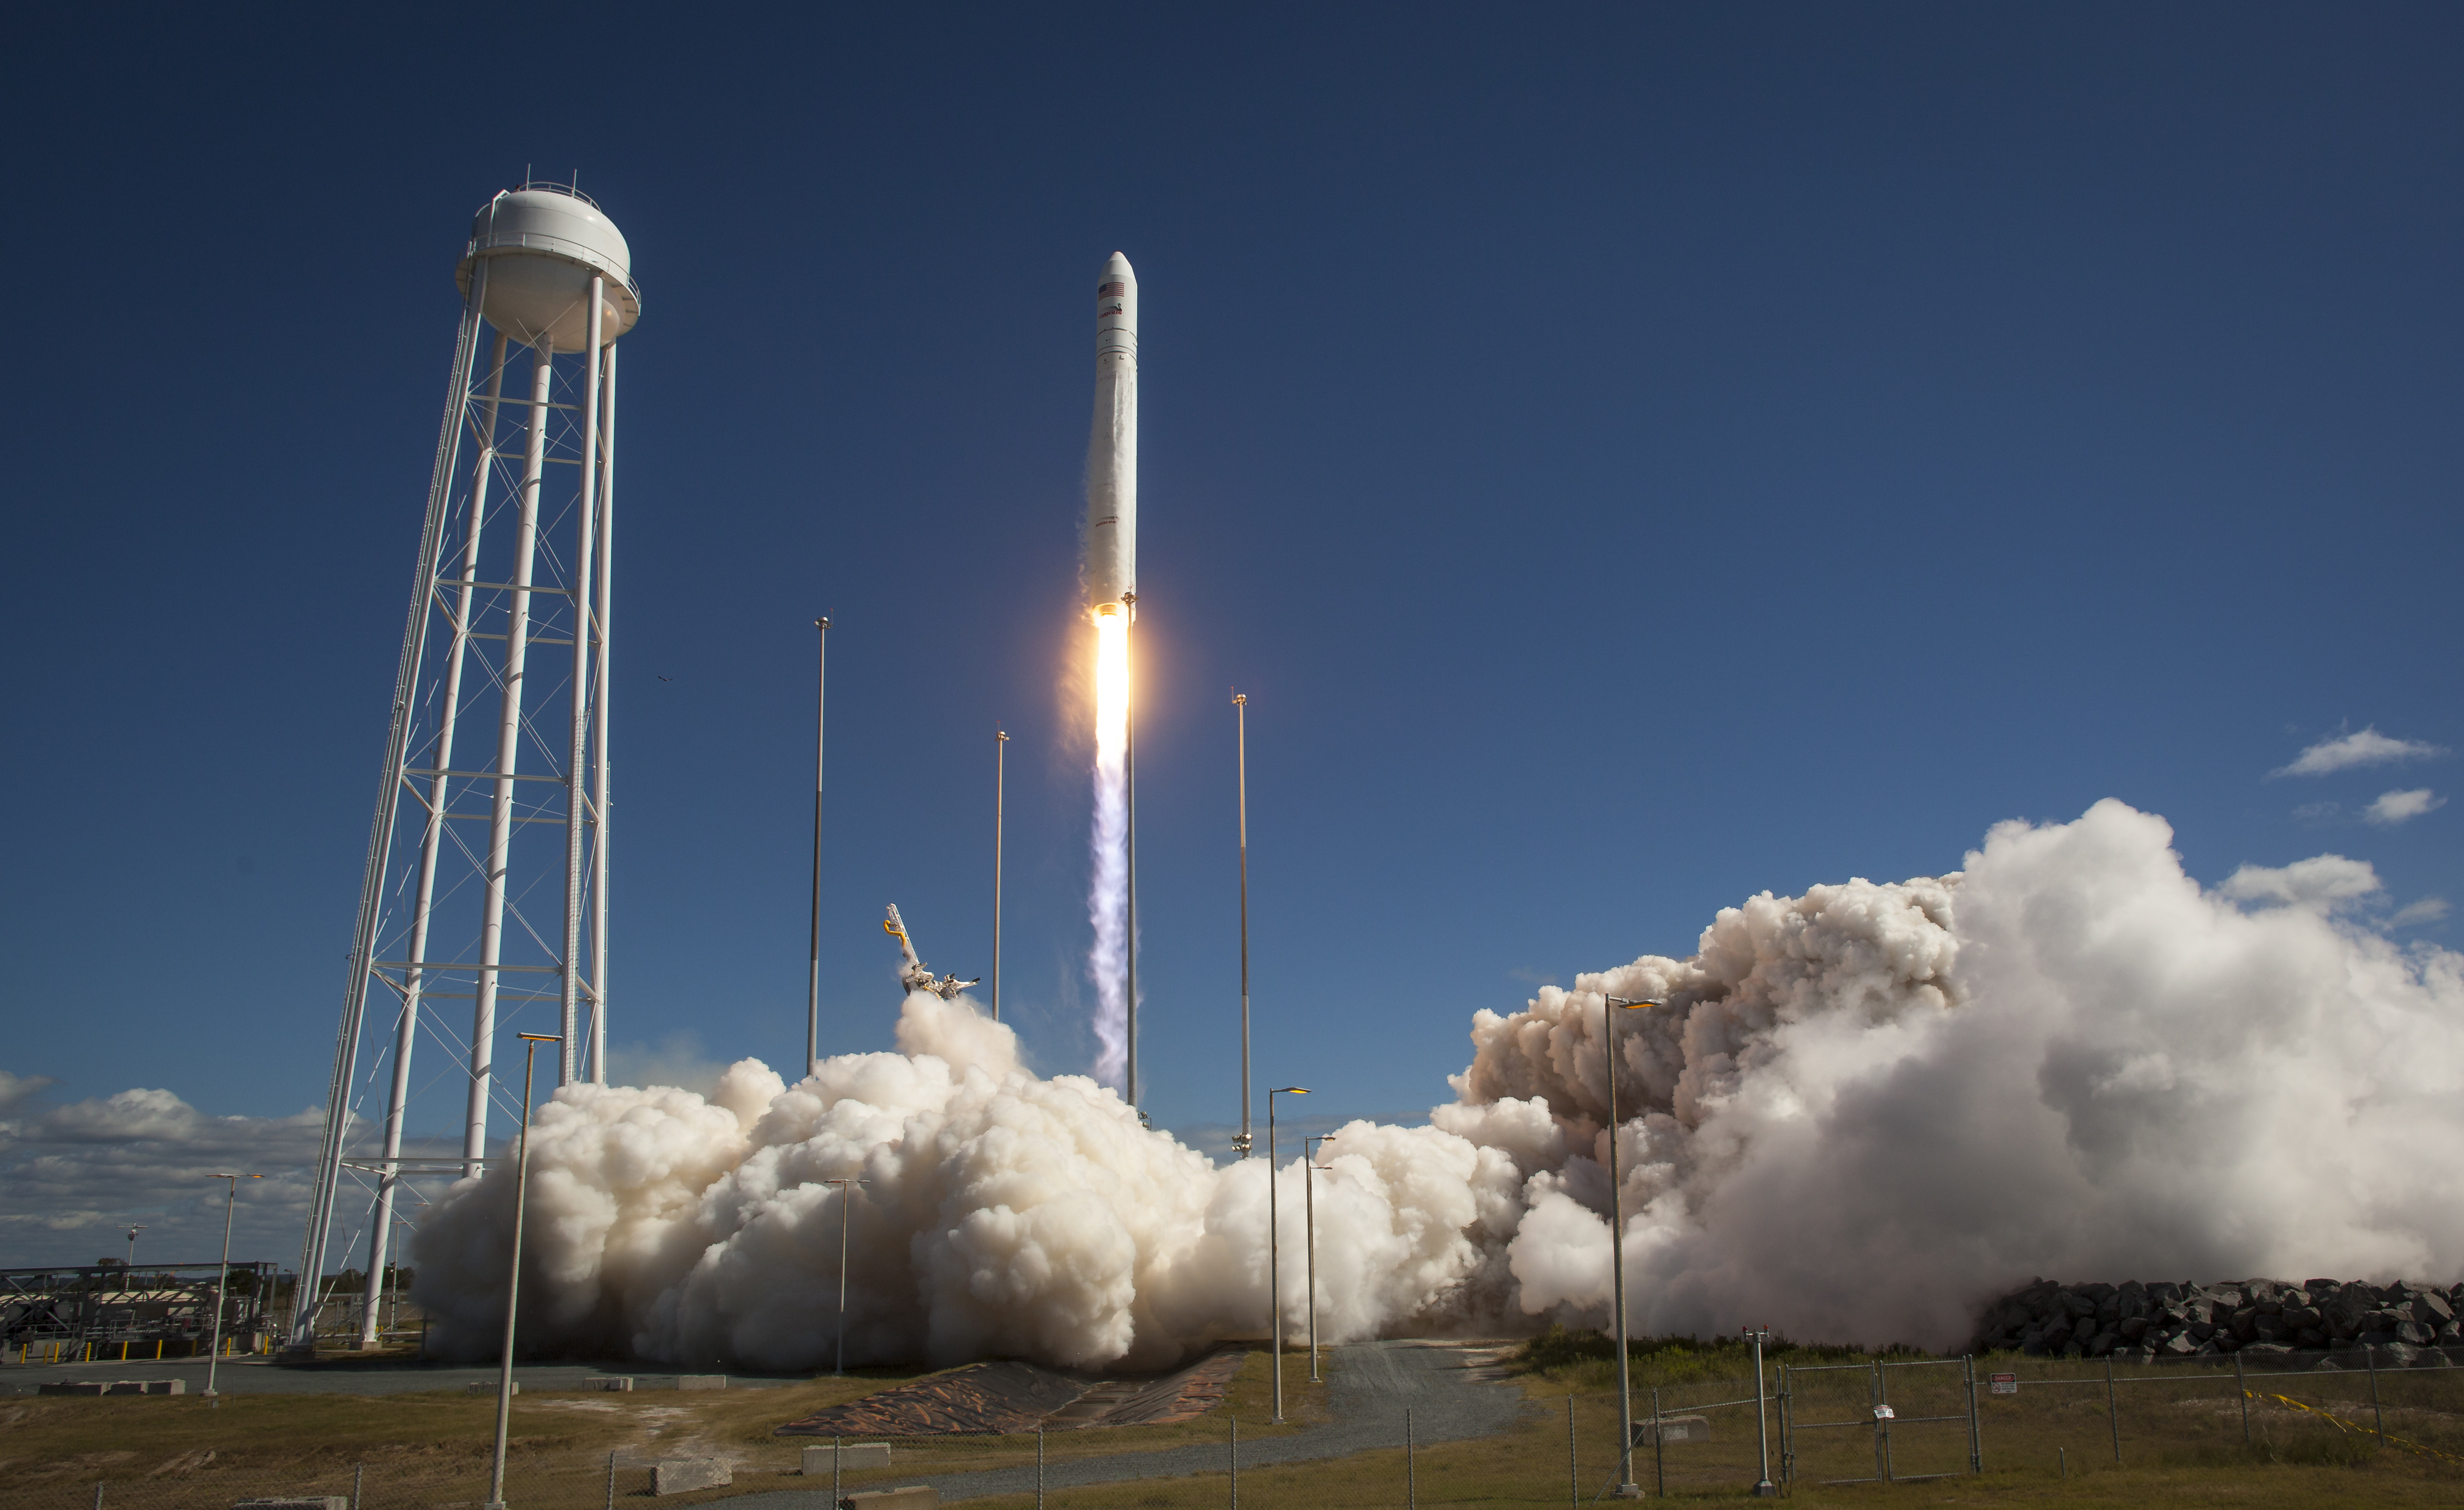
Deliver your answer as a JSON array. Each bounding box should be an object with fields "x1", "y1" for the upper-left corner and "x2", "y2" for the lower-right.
[{"x1": 466, "y1": 341, "x2": 555, "y2": 1170}]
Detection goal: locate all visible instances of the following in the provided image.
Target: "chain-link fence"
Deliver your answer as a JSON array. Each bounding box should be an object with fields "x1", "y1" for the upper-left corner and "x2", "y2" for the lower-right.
[{"x1": 9, "y1": 1350, "x2": 2464, "y2": 1508}]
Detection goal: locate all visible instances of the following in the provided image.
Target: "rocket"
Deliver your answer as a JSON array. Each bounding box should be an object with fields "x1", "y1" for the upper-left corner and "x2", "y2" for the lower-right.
[{"x1": 1085, "y1": 252, "x2": 1138, "y2": 617}]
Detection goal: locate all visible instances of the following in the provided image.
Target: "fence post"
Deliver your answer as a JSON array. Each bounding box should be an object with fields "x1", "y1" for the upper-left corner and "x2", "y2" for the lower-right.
[
  {"x1": 605, "y1": 1450, "x2": 615, "y2": 1510},
  {"x1": 1566, "y1": 1395, "x2": 1576, "y2": 1509},
  {"x1": 833, "y1": 1431, "x2": 842, "y2": 1506},
  {"x1": 1230, "y1": 1414, "x2": 1238, "y2": 1510},
  {"x1": 2368, "y1": 1346, "x2": 2383, "y2": 1445},
  {"x1": 1964, "y1": 1355, "x2": 1981, "y2": 1474},
  {"x1": 1779, "y1": 1364, "x2": 1794, "y2": 1487},
  {"x1": 93, "y1": 1485, "x2": 103, "y2": 1510},
  {"x1": 1874, "y1": 1360, "x2": 1893, "y2": 1484},
  {"x1": 1037, "y1": 1426, "x2": 1045, "y2": 1510},
  {"x1": 353, "y1": 1462, "x2": 364, "y2": 1510},
  {"x1": 1406, "y1": 1406, "x2": 1417, "y2": 1509},
  {"x1": 2106, "y1": 1355, "x2": 2120, "y2": 1464},
  {"x1": 1652, "y1": 1385, "x2": 1665, "y2": 1497},
  {"x1": 2235, "y1": 1352, "x2": 2250, "y2": 1444}
]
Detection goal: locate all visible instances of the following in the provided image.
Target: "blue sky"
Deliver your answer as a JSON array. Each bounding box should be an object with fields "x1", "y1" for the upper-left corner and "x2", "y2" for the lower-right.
[{"x1": 3, "y1": 3, "x2": 2459, "y2": 1259}]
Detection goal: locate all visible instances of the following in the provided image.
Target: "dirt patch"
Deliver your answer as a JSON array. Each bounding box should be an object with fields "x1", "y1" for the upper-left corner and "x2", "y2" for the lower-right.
[
  {"x1": 775, "y1": 1346, "x2": 1251, "y2": 1437},
  {"x1": 147, "y1": 1450, "x2": 215, "y2": 1478}
]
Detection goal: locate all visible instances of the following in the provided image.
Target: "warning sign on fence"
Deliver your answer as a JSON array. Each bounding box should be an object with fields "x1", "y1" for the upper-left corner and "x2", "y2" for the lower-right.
[{"x1": 1990, "y1": 1373, "x2": 2018, "y2": 1395}]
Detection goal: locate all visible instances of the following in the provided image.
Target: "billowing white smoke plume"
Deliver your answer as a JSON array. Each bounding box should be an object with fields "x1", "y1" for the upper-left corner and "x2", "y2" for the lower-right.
[{"x1": 411, "y1": 801, "x2": 2464, "y2": 1367}]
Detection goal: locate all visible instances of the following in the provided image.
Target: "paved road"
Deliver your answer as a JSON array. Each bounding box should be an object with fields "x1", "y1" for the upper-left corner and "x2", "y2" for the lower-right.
[
  {"x1": 0, "y1": 1356, "x2": 793, "y2": 1396},
  {"x1": 723, "y1": 1341, "x2": 1528, "y2": 1505}
]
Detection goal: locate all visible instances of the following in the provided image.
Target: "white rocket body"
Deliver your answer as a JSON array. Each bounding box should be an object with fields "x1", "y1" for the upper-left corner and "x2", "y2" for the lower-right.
[{"x1": 1085, "y1": 252, "x2": 1138, "y2": 615}]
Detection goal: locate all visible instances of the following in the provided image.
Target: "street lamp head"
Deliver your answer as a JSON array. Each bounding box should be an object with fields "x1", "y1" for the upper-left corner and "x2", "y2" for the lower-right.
[
  {"x1": 517, "y1": 1032, "x2": 563, "y2": 1042},
  {"x1": 1274, "y1": 1086, "x2": 1310, "y2": 1095},
  {"x1": 1606, "y1": 995, "x2": 1662, "y2": 1010}
]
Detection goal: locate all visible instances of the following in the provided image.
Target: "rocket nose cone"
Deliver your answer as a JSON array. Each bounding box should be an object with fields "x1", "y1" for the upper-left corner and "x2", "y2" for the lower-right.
[{"x1": 1105, "y1": 251, "x2": 1135, "y2": 280}]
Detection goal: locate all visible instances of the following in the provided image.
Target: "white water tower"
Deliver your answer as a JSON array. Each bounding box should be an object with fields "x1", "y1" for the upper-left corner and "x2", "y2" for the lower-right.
[{"x1": 291, "y1": 181, "x2": 640, "y2": 1351}]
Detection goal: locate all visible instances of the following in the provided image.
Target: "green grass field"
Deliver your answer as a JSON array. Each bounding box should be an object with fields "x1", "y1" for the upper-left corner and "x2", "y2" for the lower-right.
[{"x1": 5, "y1": 1338, "x2": 2463, "y2": 1507}]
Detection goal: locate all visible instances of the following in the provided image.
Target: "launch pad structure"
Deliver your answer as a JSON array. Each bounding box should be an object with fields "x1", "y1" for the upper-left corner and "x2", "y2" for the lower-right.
[
  {"x1": 2, "y1": 1262, "x2": 277, "y2": 1363},
  {"x1": 291, "y1": 181, "x2": 639, "y2": 1354}
]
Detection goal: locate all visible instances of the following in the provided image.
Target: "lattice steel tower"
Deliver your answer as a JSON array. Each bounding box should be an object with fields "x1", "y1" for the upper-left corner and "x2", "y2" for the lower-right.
[{"x1": 291, "y1": 182, "x2": 639, "y2": 1351}]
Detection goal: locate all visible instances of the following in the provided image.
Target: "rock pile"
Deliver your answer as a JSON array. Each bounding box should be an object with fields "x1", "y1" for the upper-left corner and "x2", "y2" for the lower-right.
[{"x1": 1974, "y1": 1278, "x2": 2462, "y2": 1364}]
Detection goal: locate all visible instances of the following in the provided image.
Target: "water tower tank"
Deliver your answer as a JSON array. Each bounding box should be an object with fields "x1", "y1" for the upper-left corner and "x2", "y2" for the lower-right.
[{"x1": 454, "y1": 184, "x2": 640, "y2": 352}]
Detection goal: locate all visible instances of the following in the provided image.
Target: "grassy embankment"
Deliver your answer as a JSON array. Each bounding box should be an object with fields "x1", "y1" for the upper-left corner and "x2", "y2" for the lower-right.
[
  {"x1": 963, "y1": 1328, "x2": 2464, "y2": 1507},
  {"x1": 14, "y1": 1329, "x2": 2464, "y2": 1506},
  {"x1": 0, "y1": 1346, "x2": 1333, "y2": 1508}
]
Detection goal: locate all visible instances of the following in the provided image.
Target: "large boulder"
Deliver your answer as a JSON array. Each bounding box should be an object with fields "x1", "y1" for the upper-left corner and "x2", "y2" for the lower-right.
[{"x1": 2323, "y1": 1286, "x2": 2375, "y2": 1340}]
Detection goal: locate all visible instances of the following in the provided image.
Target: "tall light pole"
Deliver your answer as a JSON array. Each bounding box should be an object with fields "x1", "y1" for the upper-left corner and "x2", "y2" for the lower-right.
[
  {"x1": 488, "y1": 1032, "x2": 560, "y2": 1510},
  {"x1": 993, "y1": 730, "x2": 1007, "y2": 1021},
  {"x1": 1231, "y1": 692, "x2": 1253, "y2": 1158},
  {"x1": 825, "y1": 1176, "x2": 868, "y2": 1375},
  {"x1": 1745, "y1": 1325, "x2": 1778, "y2": 1496},
  {"x1": 1604, "y1": 995, "x2": 1659, "y2": 1501},
  {"x1": 807, "y1": 617, "x2": 829, "y2": 1073},
  {"x1": 1267, "y1": 1085, "x2": 1309, "y2": 1422},
  {"x1": 204, "y1": 1175, "x2": 259, "y2": 1405},
  {"x1": 1305, "y1": 1134, "x2": 1335, "y2": 1384},
  {"x1": 123, "y1": 1225, "x2": 145, "y2": 1273}
]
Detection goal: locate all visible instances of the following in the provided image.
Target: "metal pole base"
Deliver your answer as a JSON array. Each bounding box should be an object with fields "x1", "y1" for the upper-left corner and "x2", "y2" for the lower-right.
[
  {"x1": 1611, "y1": 1486, "x2": 1644, "y2": 1500},
  {"x1": 1753, "y1": 1482, "x2": 1781, "y2": 1497}
]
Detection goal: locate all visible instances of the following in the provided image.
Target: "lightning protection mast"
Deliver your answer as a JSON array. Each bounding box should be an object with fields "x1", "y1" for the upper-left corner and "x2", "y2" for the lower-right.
[{"x1": 290, "y1": 181, "x2": 639, "y2": 1355}]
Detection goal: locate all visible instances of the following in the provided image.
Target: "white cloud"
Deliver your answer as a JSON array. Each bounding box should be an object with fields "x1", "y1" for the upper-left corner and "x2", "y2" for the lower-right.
[
  {"x1": 2292, "y1": 801, "x2": 2340, "y2": 822},
  {"x1": 2364, "y1": 789, "x2": 2446, "y2": 827},
  {"x1": 2391, "y1": 897, "x2": 2451, "y2": 929},
  {"x1": 2273, "y1": 727, "x2": 2448, "y2": 778},
  {"x1": 0, "y1": 1080, "x2": 340, "y2": 1268},
  {"x1": 2218, "y1": 853, "x2": 2383, "y2": 911},
  {"x1": 0, "y1": 1070, "x2": 59, "y2": 1116}
]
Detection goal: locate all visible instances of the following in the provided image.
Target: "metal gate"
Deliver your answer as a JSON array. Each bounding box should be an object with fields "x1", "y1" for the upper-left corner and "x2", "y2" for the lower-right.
[{"x1": 1779, "y1": 1356, "x2": 1980, "y2": 1486}]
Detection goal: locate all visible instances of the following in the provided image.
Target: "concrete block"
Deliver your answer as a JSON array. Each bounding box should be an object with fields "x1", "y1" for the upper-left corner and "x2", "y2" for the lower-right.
[
  {"x1": 585, "y1": 1376, "x2": 635, "y2": 1392},
  {"x1": 1629, "y1": 1415, "x2": 1710, "y2": 1446},
  {"x1": 467, "y1": 1381, "x2": 517, "y2": 1395},
  {"x1": 837, "y1": 1489, "x2": 937, "y2": 1510},
  {"x1": 803, "y1": 1443, "x2": 893, "y2": 1473},
  {"x1": 38, "y1": 1382, "x2": 106, "y2": 1396},
  {"x1": 652, "y1": 1459, "x2": 733, "y2": 1495},
  {"x1": 677, "y1": 1374, "x2": 727, "y2": 1390},
  {"x1": 232, "y1": 1500, "x2": 349, "y2": 1510}
]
